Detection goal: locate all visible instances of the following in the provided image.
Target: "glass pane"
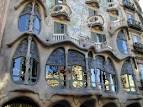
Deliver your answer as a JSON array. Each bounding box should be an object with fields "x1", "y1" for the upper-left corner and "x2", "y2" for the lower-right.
[
  {"x1": 90, "y1": 69, "x2": 96, "y2": 88},
  {"x1": 103, "y1": 72, "x2": 110, "y2": 91},
  {"x1": 139, "y1": 64, "x2": 143, "y2": 80},
  {"x1": 33, "y1": 16, "x2": 41, "y2": 34},
  {"x1": 18, "y1": 14, "x2": 30, "y2": 32},
  {"x1": 96, "y1": 69, "x2": 102, "y2": 89},
  {"x1": 46, "y1": 65, "x2": 65, "y2": 88},
  {"x1": 128, "y1": 75, "x2": 136, "y2": 92},
  {"x1": 72, "y1": 65, "x2": 84, "y2": 88},
  {"x1": 110, "y1": 74, "x2": 116, "y2": 92},
  {"x1": 121, "y1": 74, "x2": 130, "y2": 91},
  {"x1": 12, "y1": 57, "x2": 26, "y2": 82},
  {"x1": 29, "y1": 58, "x2": 38, "y2": 83}
]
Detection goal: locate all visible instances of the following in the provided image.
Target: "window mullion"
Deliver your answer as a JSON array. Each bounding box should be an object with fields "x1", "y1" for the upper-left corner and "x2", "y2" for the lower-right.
[
  {"x1": 29, "y1": 2, "x2": 35, "y2": 32},
  {"x1": 24, "y1": 37, "x2": 32, "y2": 84}
]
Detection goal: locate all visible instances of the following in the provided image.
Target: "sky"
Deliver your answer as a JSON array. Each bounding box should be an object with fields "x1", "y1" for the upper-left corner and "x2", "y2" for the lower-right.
[{"x1": 139, "y1": 0, "x2": 143, "y2": 12}]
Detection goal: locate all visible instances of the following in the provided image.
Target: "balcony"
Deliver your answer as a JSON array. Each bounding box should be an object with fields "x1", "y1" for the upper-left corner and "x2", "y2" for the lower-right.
[
  {"x1": 122, "y1": 0, "x2": 135, "y2": 11},
  {"x1": 48, "y1": 34, "x2": 112, "y2": 52},
  {"x1": 108, "y1": 18, "x2": 127, "y2": 34},
  {"x1": 87, "y1": 15, "x2": 104, "y2": 31},
  {"x1": 107, "y1": 2, "x2": 118, "y2": 16},
  {"x1": 51, "y1": 4, "x2": 72, "y2": 21},
  {"x1": 133, "y1": 42, "x2": 143, "y2": 53},
  {"x1": 127, "y1": 18, "x2": 143, "y2": 31},
  {"x1": 85, "y1": 0, "x2": 99, "y2": 8}
]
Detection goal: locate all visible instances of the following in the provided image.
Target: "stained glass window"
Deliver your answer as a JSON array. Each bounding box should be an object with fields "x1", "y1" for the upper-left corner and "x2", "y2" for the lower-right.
[
  {"x1": 68, "y1": 50, "x2": 87, "y2": 88},
  {"x1": 117, "y1": 30, "x2": 128, "y2": 54},
  {"x1": 46, "y1": 48, "x2": 66, "y2": 88},
  {"x1": 121, "y1": 59, "x2": 136, "y2": 92},
  {"x1": 18, "y1": 3, "x2": 41, "y2": 34},
  {"x1": 12, "y1": 39, "x2": 39, "y2": 85}
]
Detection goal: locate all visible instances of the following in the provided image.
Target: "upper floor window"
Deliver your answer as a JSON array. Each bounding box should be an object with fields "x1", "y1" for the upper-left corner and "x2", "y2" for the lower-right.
[
  {"x1": 45, "y1": 48, "x2": 66, "y2": 88},
  {"x1": 18, "y1": 2, "x2": 41, "y2": 34},
  {"x1": 12, "y1": 38, "x2": 39, "y2": 85},
  {"x1": 132, "y1": 35, "x2": 141, "y2": 43},
  {"x1": 91, "y1": 33, "x2": 106, "y2": 43},
  {"x1": 121, "y1": 59, "x2": 136, "y2": 92},
  {"x1": 137, "y1": 63, "x2": 143, "y2": 81},
  {"x1": 117, "y1": 30, "x2": 128, "y2": 54},
  {"x1": 54, "y1": 22, "x2": 67, "y2": 34},
  {"x1": 89, "y1": 9, "x2": 96, "y2": 16}
]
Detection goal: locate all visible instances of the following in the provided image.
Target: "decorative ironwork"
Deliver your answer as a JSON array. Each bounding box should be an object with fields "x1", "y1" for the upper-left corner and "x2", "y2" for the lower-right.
[
  {"x1": 133, "y1": 42, "x2": 143, "y2": 53},
  {"x1": 122, "y1": 0, "x2": 135, "y2": 11},
  {"x1": 127, "y1": 18, "x2": 143, "y2": 31}
]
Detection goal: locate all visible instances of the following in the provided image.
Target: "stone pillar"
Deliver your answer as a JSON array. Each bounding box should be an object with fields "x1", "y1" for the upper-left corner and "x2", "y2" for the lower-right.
[{"x1": 24, "y1": 36, "x2": 32, "y2": 84}]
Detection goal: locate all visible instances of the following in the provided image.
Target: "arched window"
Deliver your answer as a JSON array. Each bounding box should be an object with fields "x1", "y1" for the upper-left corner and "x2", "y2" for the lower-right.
[
  {"x1": 88, "y1": 52, "x2": 96, "y2": 88},
  {"x1": 104, "y1": 58, "x2": 117, "y2": 92},
  {"x1": 93, "y1": 56, "x2": 117, "y2": 92},
  {"x1": 12, "y1": 38, "x2": 39, "y2": 85},
  {"x1": 68, "y1": 50, "x2": 86, "y2": 88},
  {"x1": 121, "y1": 59, "x2": 136, "y2": 92},
  {"x1": 94, "y1": 55, "x2": 105, "y2": 89},
  {"x1": 117, "y1": 30, "x2": 128, "y2": 54},
  {"x1": 46, "y1": 48, "x2": 66, "y2": 88},
  {"x1": 2, "y1": 97, "x2": 39, "y2": 107},
  {"x1": 18, "y1": 2, "x2": 41, "y2": 34}
]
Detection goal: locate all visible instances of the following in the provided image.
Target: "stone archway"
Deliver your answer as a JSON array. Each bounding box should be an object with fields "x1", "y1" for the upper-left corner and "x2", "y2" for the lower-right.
[
  {"x1": 103, "y1": 102, "x2": 117, "y2": 107},
  {"x1": 127, "y1": 103, "x2": 141, "y2": 107},
  {"x1": 2, "y1": 96, "x2": 39, "y2": 107},
  {"x1": 80, "y1": 99, "x2": 96, "y2": 107},
  {"x1": 53, "y1": 100, "x2": 71, "y2": 107}
]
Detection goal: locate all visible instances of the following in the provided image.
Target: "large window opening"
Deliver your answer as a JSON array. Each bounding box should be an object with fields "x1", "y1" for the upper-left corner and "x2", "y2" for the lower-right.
[
  {"x1": 18, "y1": 2, "x2": 41, "y2": 34},
  {"x1": 12, "y1": 38, "x2": 39, "y2": 85},
  {"x1": 121, "y1": 59, "x2": 136, "y2": 92},
  {"x1": 46, "y1": 48, "x2": 66, "y2": 88}
]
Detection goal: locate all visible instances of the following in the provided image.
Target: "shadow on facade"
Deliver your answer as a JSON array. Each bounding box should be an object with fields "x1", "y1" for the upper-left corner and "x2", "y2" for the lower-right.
[
  {"x1": 80, "y1": 99, "x2": 96, "y2": 107},
  {"x1": 2, "y1": 96, "x2": 39, "y2": 107},
  {"x1": 103, "y1": 102, "x2": 117, "y2": 107},
  {"x1": 53, "y1": 100, "x2": 71, "y2": 107},
  {"x1": 127, "y1": 103, "x2": 141, "y2": 107}
]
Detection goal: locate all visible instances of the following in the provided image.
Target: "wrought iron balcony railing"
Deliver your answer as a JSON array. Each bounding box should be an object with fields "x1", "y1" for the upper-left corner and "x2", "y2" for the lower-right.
[
  {"x1": 51, "y1": 4, "x2": 72, "y2": 21},
  {"x1": 107, "y1": 2, "x2": 118, "y2": 15},
  {"x1": 48, "y1": 34, "x2": 112, "y2": 52},
  {"x1": 122, "y1": 0, "x2": 135, "y2": 11},
  {"x1": 87, "y1": 15, "x2": 104, "y2": 31},
  {"x1": 133, "y1": 42, "x2": 143, "y2": 53},
  {"x1": 85, "y1": 0, "x2": 99, "y2": 8},
  {"x1": 127, "y1": 18, "x2": 143, "y2": 31}
]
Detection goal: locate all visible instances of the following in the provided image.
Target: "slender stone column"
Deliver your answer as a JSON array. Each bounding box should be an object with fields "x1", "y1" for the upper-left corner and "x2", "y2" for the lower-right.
[{"x1": 24, "y1": 36, "x2": 32, "y2": 84}]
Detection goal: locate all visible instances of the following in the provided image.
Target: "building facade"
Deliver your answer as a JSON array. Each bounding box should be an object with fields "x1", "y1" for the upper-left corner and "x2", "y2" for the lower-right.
[{"x1": 0, "y1": 0, "x2": 143, "y2": 107}]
